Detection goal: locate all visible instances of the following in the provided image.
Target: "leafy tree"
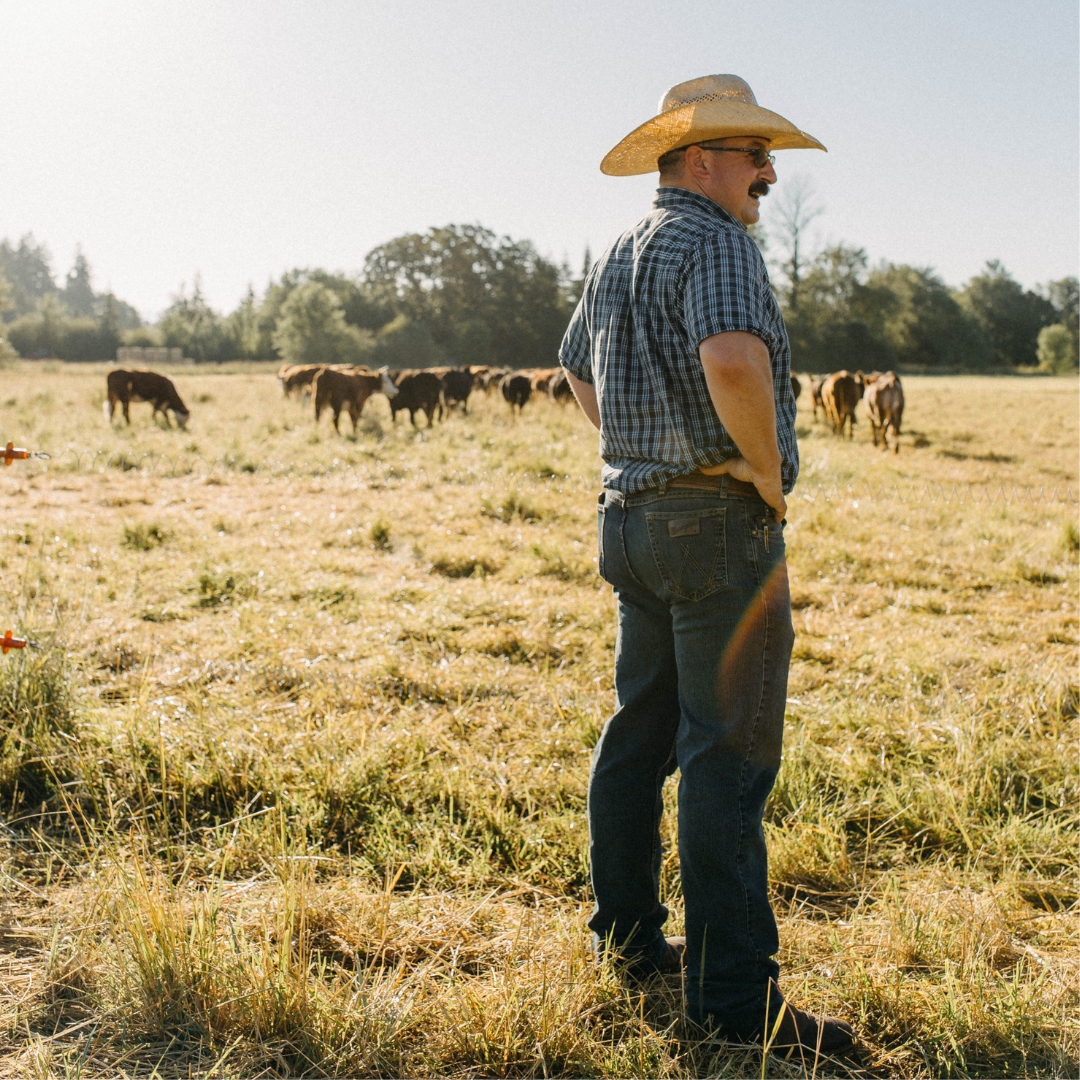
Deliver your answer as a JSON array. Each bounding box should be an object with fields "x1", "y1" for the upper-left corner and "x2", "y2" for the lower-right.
[
  {"x1": 363, "y1": 224, "x2": 571, "y2": 368},
  {"x1": 271, "y1": 281, "x2": 375, "y2": 367},
  {"x1": 256, "y1": 270, "x2": 391, "y2": 359},
  {"x1": 159, "y1": 279, "x2": 231, "y2": 363},
  {"x1": 1036, "y1": 276, "x2": 1080, "y2": 373},
  {"x1": 6, "y1": 291, "x2": 122, "y2": 361},
  {"x1": 1037, "y1": 323, "x2": 1079, "y2": 373},
  {"x1": 1045, "y1": 277, "x2": 1079, "y2": 333},
  {"x1": 959, "y1": 261, "x2": 1056, "y2": 367},
  {"x1": 869, "y1": 263, "x2": 992, "y2": 369},
  {"x1": 7, "y1": 295, "x2": 69, "y2": 358},
  {"x1": 123, "y1": 326, "x2": 163, "y2": 348},
  {"x1": 779, "y1": 244, "x2": 895, "y2": 371},
  {"x1": 372, "y1": 313, "x2": 443, "y2": 369}
]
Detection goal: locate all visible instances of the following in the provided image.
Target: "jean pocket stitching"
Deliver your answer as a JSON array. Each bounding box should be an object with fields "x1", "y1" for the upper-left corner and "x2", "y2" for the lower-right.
[{"x1": 646, "y1": 508, "x2": 727, "y2": 601}]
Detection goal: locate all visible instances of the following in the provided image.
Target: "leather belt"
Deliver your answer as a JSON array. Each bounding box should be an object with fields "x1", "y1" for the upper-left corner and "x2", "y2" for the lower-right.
[{"x1": 666, "y1": 474, "x2": 760, "y2": 497}]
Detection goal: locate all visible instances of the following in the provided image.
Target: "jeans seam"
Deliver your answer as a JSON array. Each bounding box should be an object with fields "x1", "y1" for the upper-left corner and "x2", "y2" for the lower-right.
[
  {"x1": 735, "y1": 504, "x2": 772, "y2": 968},
  {"x1": 648, "y1": 727, "x2": 679, "y2": 943},
  {"x1": 620, "y1": 506, "x2": 649, "y2": 590}
]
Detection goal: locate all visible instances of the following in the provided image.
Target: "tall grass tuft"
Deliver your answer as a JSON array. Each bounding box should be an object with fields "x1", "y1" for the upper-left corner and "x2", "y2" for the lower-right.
[{"x1": 0, "y1": 646, "x2": 79, "y2": 812}]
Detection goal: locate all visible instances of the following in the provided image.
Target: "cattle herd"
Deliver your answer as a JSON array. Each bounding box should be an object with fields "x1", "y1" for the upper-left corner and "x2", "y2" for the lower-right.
[
  {"x1": 104, "y1": 363, "x2": 905, "y2": 452},
  {"x1": 799, "y1": 369, "x2": 905, "y2": 453},
  {"x1": 275, "y1": 363, "x2": 574, "y2": 432}
]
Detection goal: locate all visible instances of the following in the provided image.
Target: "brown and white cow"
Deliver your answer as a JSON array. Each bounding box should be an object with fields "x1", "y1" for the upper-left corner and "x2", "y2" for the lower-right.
[
  {"x1": 821, "y1": 370, "x2": 865, "y2": 438},
  {"x1": 530, "y1": 367, "x2": 560, "y2": 395},
  {"x1": 281, "y1": 363, "x2": 357, "y2": 400},
  {"x1": 312, "y1": 367, "x2": 397, "y2": 433},
  {"x1": 864, "y1": 371, "x2": 904, "y2": 452},
  {"x1": 105, "y1": 370, "x2": 190, "y2": 429}
]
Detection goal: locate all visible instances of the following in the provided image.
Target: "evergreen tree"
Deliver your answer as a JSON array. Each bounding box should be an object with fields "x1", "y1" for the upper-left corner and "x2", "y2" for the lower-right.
[
  {"x1": 0, "y1": 234, "x2": 58, "y2": 318},
  {"x1": 63, "y1": 248, "x2": 97, "y2": 317}
]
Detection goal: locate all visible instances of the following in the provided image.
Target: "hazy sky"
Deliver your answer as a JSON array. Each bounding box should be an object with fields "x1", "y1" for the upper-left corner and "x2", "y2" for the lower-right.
[{"x1": 1, "y1": 0, "x2": 1076, "y2": 320}]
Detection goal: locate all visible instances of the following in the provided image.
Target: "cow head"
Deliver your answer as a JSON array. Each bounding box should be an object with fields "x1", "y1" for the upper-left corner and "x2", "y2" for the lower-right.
[
  {"x1": 174, "y1": 409, "x2": 190, "y2": 430},
  {"x1": 378, "y1": 367, "x2": 399, "y2": 398}
]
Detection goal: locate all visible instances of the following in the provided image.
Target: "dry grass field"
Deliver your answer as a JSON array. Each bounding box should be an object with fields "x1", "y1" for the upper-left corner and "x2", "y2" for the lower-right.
[{"x1": 0, "y1": 361, "x2": 1075, "y2": 1078}]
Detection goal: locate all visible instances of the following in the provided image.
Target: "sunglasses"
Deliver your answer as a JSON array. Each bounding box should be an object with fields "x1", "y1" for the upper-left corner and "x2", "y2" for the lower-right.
[{"x1": 689, "y1": 145, "x2": 776, "y2": 168}]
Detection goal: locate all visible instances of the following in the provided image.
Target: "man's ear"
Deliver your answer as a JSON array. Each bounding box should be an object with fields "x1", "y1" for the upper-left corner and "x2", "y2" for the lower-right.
[{"x1": 683, "y1": 145, "x2": 709, "y2": 179}]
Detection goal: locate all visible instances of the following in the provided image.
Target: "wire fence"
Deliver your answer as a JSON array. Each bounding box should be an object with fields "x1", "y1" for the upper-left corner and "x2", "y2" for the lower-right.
[{"x1": 11, "y1": 447, "x2": 1079, "y2": 506}]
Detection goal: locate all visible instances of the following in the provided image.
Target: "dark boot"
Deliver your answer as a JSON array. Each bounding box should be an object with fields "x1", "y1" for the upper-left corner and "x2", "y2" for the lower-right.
[{"x1": 763, "y1": 984, "x2": 856, "y2": 1056}]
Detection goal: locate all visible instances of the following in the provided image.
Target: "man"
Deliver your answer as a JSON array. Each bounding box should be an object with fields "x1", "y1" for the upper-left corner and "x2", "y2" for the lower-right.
[{"x1": 559, "y1": 75, "x2": 855, "y2": 1053}]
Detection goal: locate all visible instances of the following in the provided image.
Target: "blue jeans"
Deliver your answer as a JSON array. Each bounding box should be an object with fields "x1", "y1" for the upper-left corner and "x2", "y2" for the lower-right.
[{"x1": 589, "y1": 481, "x2": 794, "y2": 1034}]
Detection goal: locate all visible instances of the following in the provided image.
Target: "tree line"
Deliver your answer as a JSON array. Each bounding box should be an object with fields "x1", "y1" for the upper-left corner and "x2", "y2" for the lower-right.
[{"x1": 0, "y1": 216, "x2": 1076, "y2": 373}]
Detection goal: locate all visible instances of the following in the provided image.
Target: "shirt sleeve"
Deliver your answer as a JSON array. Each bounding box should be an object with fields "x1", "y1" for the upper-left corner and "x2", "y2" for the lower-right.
[
  {"x1": 682, "y1": 231, "x2": 776, "y2": 348},
  {"x1": 558, "y1": 294, "x2": 594, "y2": 383}
]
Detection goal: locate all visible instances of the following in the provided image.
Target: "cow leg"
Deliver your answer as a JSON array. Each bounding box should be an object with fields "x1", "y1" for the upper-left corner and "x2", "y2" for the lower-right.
[
  {"x1": 332, "y1": 406, "x2": 341, "y2": 433},
  {"x1": 123, "y1": 400, "x2": 131, "y2": 424}
]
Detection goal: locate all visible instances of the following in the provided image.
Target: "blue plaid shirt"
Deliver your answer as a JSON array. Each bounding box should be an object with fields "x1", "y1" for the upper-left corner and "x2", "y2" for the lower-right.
[{"x1": 559, "y1": 187, "x2": 799, "y2": 495}]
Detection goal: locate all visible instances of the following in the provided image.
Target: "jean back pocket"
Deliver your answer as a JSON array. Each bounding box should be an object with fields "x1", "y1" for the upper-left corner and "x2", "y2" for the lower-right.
[{"x1": 645, "y1": 507, "x2": 727, "y2": 601}]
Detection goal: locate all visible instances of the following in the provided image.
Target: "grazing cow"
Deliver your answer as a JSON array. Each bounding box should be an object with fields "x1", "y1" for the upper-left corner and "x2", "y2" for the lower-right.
[
  {"x1": 790, "y1": 373, "x2": 802, "y2": 403},
  {"x1": 821, "y1": 370, "x2": 865, "y2": 438},
  {"x1": 390, "y1": 370, "x2": 443, "y2": 427},
  {"x1": 864, "y1": 371, "x2": 904, "y2": 452},
  {"x1": 481, "y1": 367, "x2": 510, "y2": 392},
  {"x1": 501, "y1": 372, "x2": 533, "y2": 413},
  {"x1": 530, "y1": 367, "x2": 559, "y2": 395},
  {"x1": 281, "y1": 363, "x2": 359, "y2": 400},
  {"x1": 810, "y1": 376, "x2": 826, "y2": 420},
  {"x1": 549, "y1": 369, "x2": 575, "y2": 403},
  {"x1": 105, "y1": 370, "x2": 189, "y2": 429},
  {"x1": 313, "y1": 367, "x2": 397, "y2": 434},
  {"x1": 440, "y1": 367, "x2": 475, "y2": 413}
]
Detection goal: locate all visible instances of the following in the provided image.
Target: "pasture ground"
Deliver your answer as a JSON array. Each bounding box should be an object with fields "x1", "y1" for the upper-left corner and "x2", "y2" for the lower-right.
[{"x1": 0, "y1": 362, "x2": 1075, "y2": 1078}]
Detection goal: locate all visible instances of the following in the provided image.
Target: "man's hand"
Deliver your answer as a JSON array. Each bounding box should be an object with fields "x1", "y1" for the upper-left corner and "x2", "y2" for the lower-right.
[
  {"x1": 700, "y1": 456, "x2": 787, "y2": 520},
  {"x1": 698, "y1": 331, "x2": 787, "y2": 520}
]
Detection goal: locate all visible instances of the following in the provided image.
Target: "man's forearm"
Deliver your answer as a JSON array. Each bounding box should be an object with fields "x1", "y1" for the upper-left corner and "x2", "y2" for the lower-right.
[
  {"x1": 698, "y1": 331, "x2": 786, "y2": 517},
  {"x1": 566, "y1": 370, "x2": 601, "y2": 430}
]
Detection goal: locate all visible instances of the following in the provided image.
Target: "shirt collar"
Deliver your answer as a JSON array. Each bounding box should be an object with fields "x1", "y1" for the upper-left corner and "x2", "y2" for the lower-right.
[{"x1": 652, "y1": 186, "x2": 747, "y2": 232}]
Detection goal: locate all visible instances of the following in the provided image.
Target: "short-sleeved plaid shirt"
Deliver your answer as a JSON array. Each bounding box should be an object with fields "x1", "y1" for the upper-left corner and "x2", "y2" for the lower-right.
[{"x1": 559, "y1": 186, "x2": 799, "y2": 495}]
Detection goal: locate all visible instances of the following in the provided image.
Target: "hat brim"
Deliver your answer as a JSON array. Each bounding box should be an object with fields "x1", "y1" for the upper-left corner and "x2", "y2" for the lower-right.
[{"x1": 600, "y1": 100, "x2": 826, "y2": 176}]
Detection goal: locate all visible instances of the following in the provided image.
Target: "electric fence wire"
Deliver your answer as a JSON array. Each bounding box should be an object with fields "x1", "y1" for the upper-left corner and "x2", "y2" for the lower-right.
[{"x1": 7, "y1": 447, "x2": 1078, "y2": 506}]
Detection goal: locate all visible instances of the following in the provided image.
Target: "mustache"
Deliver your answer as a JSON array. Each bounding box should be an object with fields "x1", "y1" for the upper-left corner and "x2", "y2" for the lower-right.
[{"x1": 749, "y1": 180, "x2": 771, "y2": 198}]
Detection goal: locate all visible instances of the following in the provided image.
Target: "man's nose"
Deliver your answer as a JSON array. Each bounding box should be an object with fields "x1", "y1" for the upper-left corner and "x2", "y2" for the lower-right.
[{"x1": 761, "y1": 163, "x2": 777, "y2": 184}]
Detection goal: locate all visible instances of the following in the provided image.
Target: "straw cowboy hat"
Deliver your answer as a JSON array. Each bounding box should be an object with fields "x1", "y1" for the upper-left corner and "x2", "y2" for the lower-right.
[{"x1": 601, "y1": 74, "x2": 825, "y2": 176}]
